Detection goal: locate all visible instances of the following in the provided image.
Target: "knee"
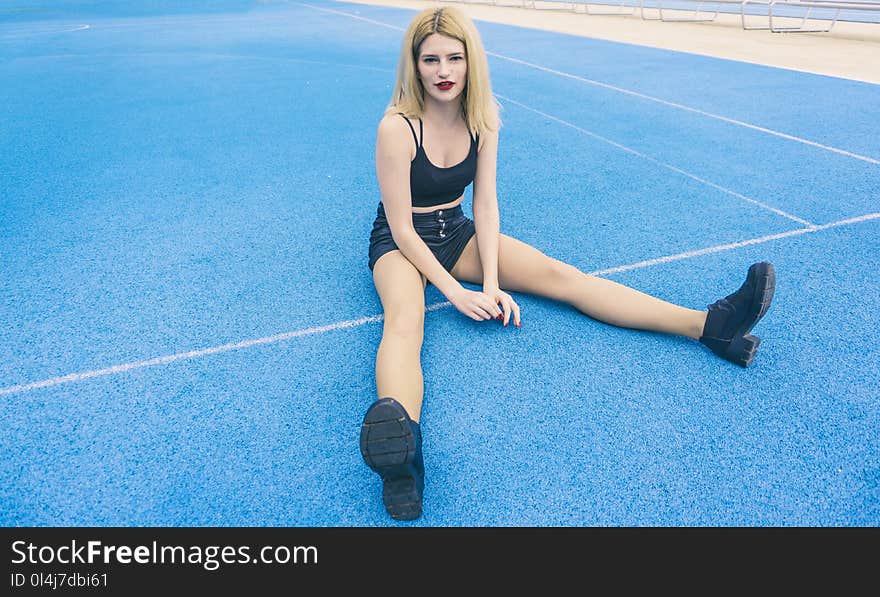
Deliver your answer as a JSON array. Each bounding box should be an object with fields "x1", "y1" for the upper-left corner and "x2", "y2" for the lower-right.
[
  {"x1": 382, "y1": 306, "x2": 425, "y2": 344},
  {"x1": 548, "y1": 258, "x2": 582, "y2": 285}
]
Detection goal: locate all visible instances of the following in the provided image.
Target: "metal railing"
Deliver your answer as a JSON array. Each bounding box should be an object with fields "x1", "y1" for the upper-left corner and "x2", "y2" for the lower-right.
[{"x1": 455, "y1": 0, "x2": 880, "y2": 31}]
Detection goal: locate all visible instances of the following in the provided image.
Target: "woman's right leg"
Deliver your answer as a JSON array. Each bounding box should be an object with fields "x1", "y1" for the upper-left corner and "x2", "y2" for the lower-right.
[
  {"x1": 371, "y1": 249, "x2": 427, "y2": 422},
  {"x1": 363, "y1": 250, "x2": 427, "y2": 520}
]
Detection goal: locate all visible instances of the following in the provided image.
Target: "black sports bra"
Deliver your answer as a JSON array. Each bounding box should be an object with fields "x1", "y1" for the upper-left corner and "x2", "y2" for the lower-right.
[{"x1": 400, "y1": 114, "x2": 478, "y2": 208}]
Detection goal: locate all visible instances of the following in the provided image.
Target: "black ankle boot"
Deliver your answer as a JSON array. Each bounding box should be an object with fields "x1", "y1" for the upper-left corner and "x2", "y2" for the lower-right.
[
  {"x1": 359, "y1": 397, "x2": 424, "y2": 521},
  {"x1": 699, "y1": 262, "x2": 776, "y2": 367}
]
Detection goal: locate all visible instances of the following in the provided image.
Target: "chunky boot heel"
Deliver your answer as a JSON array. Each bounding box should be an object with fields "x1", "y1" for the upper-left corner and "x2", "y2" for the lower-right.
[
  {"x1": 382, "y1": 478, "x2": 422, "y2": 521},
  {"x1": 700, "y1": 262, "x2": 776, "y2": 367},
  {"x1": 726, "y1": 334, "x2": 761, "y2": 367},
  {"x1": 359, "y1": 397, "x2": 424, "y2": 521}
]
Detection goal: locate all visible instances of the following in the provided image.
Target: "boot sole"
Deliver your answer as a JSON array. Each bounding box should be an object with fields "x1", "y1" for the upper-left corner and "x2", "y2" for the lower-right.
[
  {"x1": 724, "y1": 262, "x2": 775, "y2": 366},
  {"x1": 359, "y1": 399, "x2": 422, "y2": 520}
]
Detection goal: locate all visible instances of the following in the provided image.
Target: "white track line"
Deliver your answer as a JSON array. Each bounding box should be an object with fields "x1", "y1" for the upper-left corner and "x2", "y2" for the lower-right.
[
  {"x1": 295, "y1": 1, "x2": 880, "y2": 166},
  {"x1": 45, "y1": 14, "x2": 299, "y2": 32},
  {"x1": 0, "y1": 315, "x2": 381, "y2": 397},
  {"x1": 497, "y1": 94, "x2": 817, "y2": 227},
  {"x1": 489, "y1": 53, "x2": 880, "y2": 167},
  {"x1": 0, "y1": 24, "x2": 90, "y2": 38},
  {"x1": 12, "y1": 51, "x2": 394, "y2": 75},
  {"x1": 592, "y1": 212, "x2": 880, "y2": 275},
  {"x1": 2, "y1": 212, "x2": 878, "y2": 397},
  {"x1": 296, "y1": 1, "x2": 406, "y2": 30}
]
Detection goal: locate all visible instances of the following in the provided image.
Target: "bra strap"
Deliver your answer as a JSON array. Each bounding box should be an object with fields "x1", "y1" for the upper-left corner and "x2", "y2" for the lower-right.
[{"x1": 399, "y1": 113, "x2": 420, "y2": 151}]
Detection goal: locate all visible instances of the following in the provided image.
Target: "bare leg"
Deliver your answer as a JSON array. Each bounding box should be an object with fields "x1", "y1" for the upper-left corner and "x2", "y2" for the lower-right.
[
  {"x1": 450, "y1": 234, "x2": 709, "y2": 341},
  {"x1": 375, "y1": 327, "x2": 424, "y2": 422},
  {"x1": 365, "y1": 252, "x2": 428, "y2": 521},
  {"x1": 372, "y1": 251, "x2": 428, "y2": 422},
  {"x1": 562, "y1": 272, "x2": 708, "y2": 340}
]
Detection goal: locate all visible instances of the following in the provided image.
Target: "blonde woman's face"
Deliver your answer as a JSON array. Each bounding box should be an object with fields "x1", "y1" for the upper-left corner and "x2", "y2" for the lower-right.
[{"x1": 417, "y1": 33, "x2": 467, "y2": 104}]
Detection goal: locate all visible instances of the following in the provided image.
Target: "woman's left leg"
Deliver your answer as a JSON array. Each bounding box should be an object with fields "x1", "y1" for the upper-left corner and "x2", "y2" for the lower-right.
[{"x1": 450, "y1": 233, "x2": 708, "y2": 339}]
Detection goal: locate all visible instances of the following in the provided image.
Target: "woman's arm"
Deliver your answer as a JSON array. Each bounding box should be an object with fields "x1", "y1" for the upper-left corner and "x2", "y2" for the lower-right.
[
  {"x1": 375, "y1": 115, "x2": 463, "y2": 298},
  {"x1": 472, "y1": 127, "x2": 500, "y2": 292}
]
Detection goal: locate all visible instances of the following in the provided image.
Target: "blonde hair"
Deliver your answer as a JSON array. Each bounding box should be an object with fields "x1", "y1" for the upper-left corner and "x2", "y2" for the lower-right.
[{"x1": 385, "y1": 5, "x2": 502, "y2": 137}]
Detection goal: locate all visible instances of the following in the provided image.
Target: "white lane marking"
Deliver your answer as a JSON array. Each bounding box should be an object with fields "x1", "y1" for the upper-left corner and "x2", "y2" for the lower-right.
[
  {"x1": 592, "y1": 212, "x2": 880, "y2": 276},
  {"x1": 497, "y1": 94, "x2": 818, "y2": 228},
  {"x1": 2, "y1": 212, "x2": 878, "y2": 397},
  {"x1": 10, "y1": 51, "x2": 394, "y2": 75},
  {"x1": 0, "y1": 24, "x2": 90, "y2": 38},
  {"x1": 489, "y1": 53, "x2": 880, "y2": 167},
  {"x1": 0, "y1": 314, "x2": 383, "y2": 397},
  {"x1": 295, "y1": 1, "x2": 880, "y2": 166},
  {"x1": 296, "y1": 1, "x2": 406, "y2": 30}
]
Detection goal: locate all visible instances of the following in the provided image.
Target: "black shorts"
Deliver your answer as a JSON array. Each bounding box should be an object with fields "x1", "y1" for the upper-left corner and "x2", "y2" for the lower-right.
[{"x1": 368, "y1": 202, "x2": 476, "y2": 276}]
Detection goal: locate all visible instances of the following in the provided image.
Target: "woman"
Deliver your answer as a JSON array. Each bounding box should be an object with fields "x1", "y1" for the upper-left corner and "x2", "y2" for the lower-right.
[{"x1": 360, "y1": 6, "x2": 775, "y2": 521}]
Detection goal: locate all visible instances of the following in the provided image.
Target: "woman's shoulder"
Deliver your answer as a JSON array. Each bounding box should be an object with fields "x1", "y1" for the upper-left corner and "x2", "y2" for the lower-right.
[
  {"x1": 376, "y1": 112, "x2": 417, "y2": 160},
  {"x1": 476, "y1": 123, "x2": 498, "y2": 153},
  {"x1": 378, "y1": 111, "x2": 403, "y2": 126}
]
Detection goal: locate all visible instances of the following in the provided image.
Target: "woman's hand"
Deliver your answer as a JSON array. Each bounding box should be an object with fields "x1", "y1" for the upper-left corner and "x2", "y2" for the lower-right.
[
  {"x1": 449, "y1": 287, "x2": 504, "y2": 323},
  {"x1": 483, "y1": 285, "x2": 521, "y2": 328}
]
